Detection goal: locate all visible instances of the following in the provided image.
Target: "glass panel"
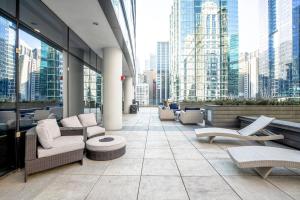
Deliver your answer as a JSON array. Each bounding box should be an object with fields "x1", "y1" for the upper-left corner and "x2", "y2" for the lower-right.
[
  {"x1": 69, "y1": 30, "x2": 90, "y2": 64},
  {"x1": 0, "y1": 0, "x2": 16, "y2": 17},
  {"x1": 19, "y1": 30, "x2": 63, "y2": 103},
  {"x1": 0, "y1": 15, "x2": 16, "y2": 176},
  {"x1": 20, "y1": 0, "x2": 68, "y2": 49},
  {"x1": 83, "y1": 66, "x2": 103, "y2": 122}
]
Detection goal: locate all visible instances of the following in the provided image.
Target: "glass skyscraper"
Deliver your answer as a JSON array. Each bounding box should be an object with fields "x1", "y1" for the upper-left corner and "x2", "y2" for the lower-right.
[
  {"x1": 259, "y1": 0, "x2": 300, "y2": 99},
  {"x1": 0, "y1": 16, "x2": 16, "y2": 102},
  {"x1": 156, "y1": 42, "x2": 170, "y2": 104},
  {"x1": 170, "y1": 0, "x2": 239, "y2": 101}
]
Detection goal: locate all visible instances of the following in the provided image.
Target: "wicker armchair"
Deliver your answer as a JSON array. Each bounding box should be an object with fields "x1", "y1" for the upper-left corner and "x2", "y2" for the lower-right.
[{"x1": 24, "y1": 127, "x2": 86, "y2": 182}]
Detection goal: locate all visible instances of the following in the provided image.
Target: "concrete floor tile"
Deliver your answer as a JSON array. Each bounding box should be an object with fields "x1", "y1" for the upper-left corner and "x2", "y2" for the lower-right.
[
  {"x1": 268, "y1": 176, "x2": 300, "y2": 199},
  {"x1": 126, "y1": 140, "x2": 146, "y2": 149},
  {"x1": 223, "y1": 175, "x2": 293, "y2": 200},
  {"x1": 176, "y1": 159, "x2": 218, "y2": 176},
  {"x1": 209, "y1": 159, "x2": 256, "y2": 176},
  {"x1": 86, "y1": 176, "x2": 140, "y2": 200},
  {"x1": 121, "y1": 148, "x2": 145, "y2": 159},
  {"x1": 172, "y1": 148, "x2": 204, "y2": 160},
  {"x1": 138, "y1": 176, "x2": 189, "y2": 200},
  {"x1": 183, "y1": 176, "x2": 240, "y2": 200},
  {"x1": 33, "y1": 174, "x2": 99, "y2": 200},
  {"x1": 144, "y1": 148, "x2": 174, "y2": 159},
  {"x1": 104, "y1": 159, "x2": 143, "y2": 175},
  {"x1": 169, "y1": 140, "x2": 195, "y2": 149},
  {"x1": 146, "y1": 140, "x2": 170, "y2": 148},
  {"x1": 62, "y1": 158, "x2": 110, "y2": 175},
  {"x1": 142, "y1": 159, "x2": 180, "y2": 176}
]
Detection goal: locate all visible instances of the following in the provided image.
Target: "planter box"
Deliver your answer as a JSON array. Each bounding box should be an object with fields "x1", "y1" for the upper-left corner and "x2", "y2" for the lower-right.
[
  {"x1": 179, "y1": 102, "x2": 204, "y2": 110},
  {"x1": 240, "y1": 116, "x2": 300, "y2": 150},
  {"x1": 204, "y1": 105, "x2": 300, "y2": 128}
]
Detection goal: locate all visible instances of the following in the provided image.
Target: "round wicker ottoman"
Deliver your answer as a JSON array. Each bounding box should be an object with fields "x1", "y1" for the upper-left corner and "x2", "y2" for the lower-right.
[{"x1": 86, "y1": 135, "x2": 126, "y2": 161}]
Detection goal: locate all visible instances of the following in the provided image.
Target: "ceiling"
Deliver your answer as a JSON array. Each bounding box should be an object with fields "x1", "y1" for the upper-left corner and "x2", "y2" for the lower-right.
[{"x1": 42, "y1": 0, "x2": 131, "y2": 76}]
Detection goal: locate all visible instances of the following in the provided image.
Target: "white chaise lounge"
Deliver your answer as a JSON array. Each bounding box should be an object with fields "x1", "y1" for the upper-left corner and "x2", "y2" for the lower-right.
[
  {"x1": 227, "y1": 146, "x2": 300, "y2": 179},
  {"x1": 195, "y1": 115, "x2": 283, "y2": 143}
]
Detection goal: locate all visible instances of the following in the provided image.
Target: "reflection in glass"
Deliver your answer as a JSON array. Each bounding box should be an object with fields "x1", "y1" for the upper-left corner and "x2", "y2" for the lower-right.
[
  {"x1": 0, "y1": 16, "x2": 16, "y2": 176},
  {"x1": 84, "y1": 66, "x2": 103, "y2": 121},
  {"x1": 19, "y1": 30, "x2": 63, "y2": 103},
  {"x1": 0, "y1": 16, "x2": 16, "y2": 102}
]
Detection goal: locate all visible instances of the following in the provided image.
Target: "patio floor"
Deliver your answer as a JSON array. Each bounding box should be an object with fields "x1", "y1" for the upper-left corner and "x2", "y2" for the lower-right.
[{"x1": 1, "y1": 107, "x2": 300, "y2": 200}]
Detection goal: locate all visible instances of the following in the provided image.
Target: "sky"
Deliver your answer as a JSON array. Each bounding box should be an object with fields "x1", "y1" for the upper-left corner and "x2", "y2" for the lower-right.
[{"x1": 136, "y1": 0, "x2": 260, "y2": 72}]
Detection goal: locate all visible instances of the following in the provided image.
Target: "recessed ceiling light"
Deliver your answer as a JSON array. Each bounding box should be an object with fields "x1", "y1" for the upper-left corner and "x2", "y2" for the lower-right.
[
  {"x1": 93, "y1": 22, "x2": 99, "y2": 26},
  {"x1": 34, "y1": 28, "x2": 40, "y2": 33}
]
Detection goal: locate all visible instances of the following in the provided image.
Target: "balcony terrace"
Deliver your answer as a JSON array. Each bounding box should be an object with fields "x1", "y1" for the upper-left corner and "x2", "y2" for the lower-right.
[{"x1": 0, "y1": 107, "x2": 300, "y2": 200}]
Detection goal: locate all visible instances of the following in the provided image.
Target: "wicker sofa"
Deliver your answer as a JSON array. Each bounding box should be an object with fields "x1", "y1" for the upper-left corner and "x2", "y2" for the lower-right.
[
  {"x1": 179, "y1": 110, "x2": 203, "y2": 124},
  {"x1": 61, "y1": 113, "x2": 105, "y2": 139},
  {"x1": 158, "y1": 107, "x2": 175, "y2": 121},
  {"x1": 24, "y1": 126, "x2": 86, "y2": 182}
]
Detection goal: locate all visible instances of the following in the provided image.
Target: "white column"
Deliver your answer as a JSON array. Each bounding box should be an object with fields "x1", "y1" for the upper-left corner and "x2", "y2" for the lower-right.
[
  {"x1": 124, "y1": 77, "x2": 134, "y2": 114},
  {"x1": 103, "y1": 47, "x2": 122, "y2": 130}
]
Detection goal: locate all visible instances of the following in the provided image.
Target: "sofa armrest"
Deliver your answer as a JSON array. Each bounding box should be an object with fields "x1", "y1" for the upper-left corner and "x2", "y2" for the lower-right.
[
  {"x1": 60, "y1": 127, "x2": 87, "y2": 141},
  {"x1": 25, "y1": 128, "x2": 37, "y2": 161}
]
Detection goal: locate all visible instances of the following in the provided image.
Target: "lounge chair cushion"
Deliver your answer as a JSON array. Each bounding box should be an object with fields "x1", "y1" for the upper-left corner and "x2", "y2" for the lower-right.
[
  {"x1": 227, "y1": 146, "x2": 300, "y2": 169},
  {"x1": 78, "y1": 113, "x2": 98, "y2": 127},
  {"x1": 38, "y1": 135, "x2": 84, "y2": 158},
  {"x1": 36, "y1": 123, "x2": 53, "y2": 149},
  {"x1": 36, "y1": 119, "x2": 61, "y2": 149},
  {"x1": 61, "y1": 116, "x2": 83, "y2": 128},
  {"x1": 39, "y1": 119, "x2": 61, "y2": 139},
  {"x1": 195, "y1": 127, "x2": 239, "y2": 136},
  {"x1": 87, "y1": 126, "x2": 106, "y2": 138},
  {"x1": 238, "y1": 115, "x2": 274, "y2": 136}
]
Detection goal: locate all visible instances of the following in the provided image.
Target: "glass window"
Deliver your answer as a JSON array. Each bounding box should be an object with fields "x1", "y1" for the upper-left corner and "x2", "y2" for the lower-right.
[
  {"x1": 0, "y1": 15, "x2": 16, "y2": 176},
  {"x1": 69, "y1": 30, "x2": 90, "y2": 64},
  {"x1": 0, "y1": 16, "x2": 16, "y2": 103},
  {"x1": 19, "y1": 29, "x2": 63, "y2": 104},
  {"x1": 20, "y1": 0, "x2": 68, "y2": 49},
  {"x1": 0, "y1": 0, "x2": 16, "y2": 17},
  {"x1": 84, "y1": 66, "x2": 103, "y2": 121}
]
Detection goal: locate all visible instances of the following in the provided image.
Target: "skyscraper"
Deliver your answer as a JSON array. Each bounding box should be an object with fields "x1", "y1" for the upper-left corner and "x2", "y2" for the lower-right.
[
  {"x1": 170, "y1": 0, "x2": 200, "y2": 101},
  {"x1": 40, "y1": 42, "x2": 63, "y2": 102},
  {"x1": 170, "y1": 0, "x2": 239, "y2": 101},
  {"x1": 259, "y1": 0, "x2": 300, "y2": 99},
  {"x1": 238, "y1": 51, "x2": 259, "y2": 99},
  {"x1": 156, "y1": 42, "x2": 170, "y2": 104},
  {"x1": 0, "y1": 17, "x2": 16, "y2": 102}
]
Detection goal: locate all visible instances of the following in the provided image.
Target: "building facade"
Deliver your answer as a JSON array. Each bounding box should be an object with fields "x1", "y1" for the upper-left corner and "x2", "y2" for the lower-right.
[
  {"x1": 170, "y1": 0, "x2": 239, "y2": 101},
  {"x1": 156, "y1": 42, "x2": 170, "y2": 104},
  {"x1": 0, "y1": 17, "x2": 16, "y2": 102},
  {"x1": 136, "y1": 83, "x2": 149, "y2": 106},
  {"x1": 0, "y1": 0, "x2": 136, "y2": 175},
  {"x1": 144, "y1": 69, "x2": 156, "y2": 105},
  {"x1": 259, "y1": 0, "x2": 300, "y2": 99},
  {"x1": 238, "y1": 51, "x2": 259, "y2": 99}
]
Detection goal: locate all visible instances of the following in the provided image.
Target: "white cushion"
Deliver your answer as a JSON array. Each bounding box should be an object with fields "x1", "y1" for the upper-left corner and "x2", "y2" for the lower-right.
[
  {"x1": 61, "y1": 116, "x2": 83, "y2": 128},
  {"x1": 38, "y1": 119, "x2": 61, "y2": 139},
  {"x1": 36, "y1": 123, "x2": 54, "y2": 149},
  {"x1": 78, "y1": 113, "x2": 97, "y2": 127},
  {"x1": 38, "y1": 136, "x2": 84, "y2": 158},
  {"x1": 86, "y1": 135, "x2": 126, "y2": 152},
  {"x1": 87, "y1": 126, "x2": 106, "y2": 138}
]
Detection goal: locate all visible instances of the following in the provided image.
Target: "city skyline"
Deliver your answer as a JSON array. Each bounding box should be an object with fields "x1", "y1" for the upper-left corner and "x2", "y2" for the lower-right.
[{"x1": 137, "y1": 0, "x2": 260, "y2": 72}]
